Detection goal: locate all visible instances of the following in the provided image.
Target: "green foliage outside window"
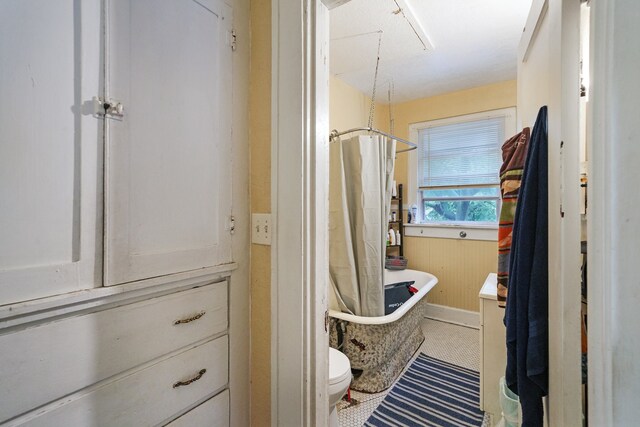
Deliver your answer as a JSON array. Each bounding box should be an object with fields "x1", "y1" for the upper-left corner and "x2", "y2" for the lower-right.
[{"x1": 421, "y1": 187, "x2": 499, "y2": 223}]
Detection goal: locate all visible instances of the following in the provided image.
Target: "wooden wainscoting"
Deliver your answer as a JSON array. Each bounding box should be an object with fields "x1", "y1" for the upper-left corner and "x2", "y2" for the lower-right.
[{"x1": 405, "y1": 236, "x2": 497, "y2": 312}]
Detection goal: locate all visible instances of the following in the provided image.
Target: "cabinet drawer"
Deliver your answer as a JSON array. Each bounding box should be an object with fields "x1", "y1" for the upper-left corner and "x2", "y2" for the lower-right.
[
  {"x1": 0, "y1": 282, "x2": 227, "y2": 423},
  {"x1": 13, "y1": 336, "x2": 227, "y2": 427},
  {"x1": 166, "y1": 390, "x2": 229, "y2": 427}
]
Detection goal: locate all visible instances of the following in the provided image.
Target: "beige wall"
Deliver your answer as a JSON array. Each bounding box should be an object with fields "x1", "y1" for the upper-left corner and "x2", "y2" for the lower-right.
[
  {"x1": 393, "y1": 80, "x2": 516, "y2": 312},
  {"x1": 330, "y1": 76, "x2": 390, "y2": 133},
  {"x1": 249, "y1": 0, "x2": 271, "y2": 425},
  {"x1": 406, "y1": 237, "x2": 497, "y2": 311},
  {"x1": 392, "y1": 80, "x2": 517, "y2": 191}
]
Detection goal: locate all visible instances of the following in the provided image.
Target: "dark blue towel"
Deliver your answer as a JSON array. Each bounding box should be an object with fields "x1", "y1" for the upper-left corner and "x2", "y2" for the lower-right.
[{"x1": 505, "y1": 106, "x2": 548, "y2": 427}]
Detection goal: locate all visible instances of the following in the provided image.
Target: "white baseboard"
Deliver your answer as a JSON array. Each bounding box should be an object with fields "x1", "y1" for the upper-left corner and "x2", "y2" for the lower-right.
[{"x1": 424, "y1": 303, "x2": 479, "y2": 329}]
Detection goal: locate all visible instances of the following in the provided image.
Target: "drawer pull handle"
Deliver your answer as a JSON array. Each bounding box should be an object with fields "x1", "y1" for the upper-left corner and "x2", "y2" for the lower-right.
[
  {"x1": 173, "y1": 369, "x2": 207, "y2": 388},
  {"x1": 174, "y1": 311, "x2": 206, "y2": 325}
]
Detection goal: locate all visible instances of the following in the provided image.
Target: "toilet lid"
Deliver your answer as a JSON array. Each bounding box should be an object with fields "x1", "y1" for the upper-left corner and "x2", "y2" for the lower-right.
[{"x1": 329, "y1": 348, "x2": 351, "y2": 385}]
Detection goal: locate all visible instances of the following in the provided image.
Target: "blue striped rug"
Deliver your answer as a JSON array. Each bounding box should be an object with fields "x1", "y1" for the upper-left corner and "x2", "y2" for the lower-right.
[{"x1": 365, "y1": 354, "x2": 485, "y2": 427}]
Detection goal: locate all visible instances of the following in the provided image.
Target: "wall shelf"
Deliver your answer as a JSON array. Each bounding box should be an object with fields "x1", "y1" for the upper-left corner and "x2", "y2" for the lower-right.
[{"x1": 387, "y1": 184, "x2": 404, "y2": 257}]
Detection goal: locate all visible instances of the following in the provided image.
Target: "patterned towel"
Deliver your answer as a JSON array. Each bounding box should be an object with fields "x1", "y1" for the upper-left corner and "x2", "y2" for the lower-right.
[{"x1": 497, "y1": 128, "x2": 530, "y2": 308}]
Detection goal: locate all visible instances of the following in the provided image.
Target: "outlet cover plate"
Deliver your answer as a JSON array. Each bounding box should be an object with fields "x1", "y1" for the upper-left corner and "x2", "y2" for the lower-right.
[{"x1": 252, "y1": 213, "x2": 272, "y2": 245}]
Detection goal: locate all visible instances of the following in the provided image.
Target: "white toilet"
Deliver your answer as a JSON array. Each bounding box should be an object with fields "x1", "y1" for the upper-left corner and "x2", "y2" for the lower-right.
[{"x1": 329, "y1": 347, "x2": 352, "y2": 427}]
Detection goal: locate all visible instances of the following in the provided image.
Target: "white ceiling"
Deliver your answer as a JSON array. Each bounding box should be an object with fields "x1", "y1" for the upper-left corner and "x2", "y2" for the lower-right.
[{"x1": 330, "y1": 0, "x2": 532, "y2": 103}]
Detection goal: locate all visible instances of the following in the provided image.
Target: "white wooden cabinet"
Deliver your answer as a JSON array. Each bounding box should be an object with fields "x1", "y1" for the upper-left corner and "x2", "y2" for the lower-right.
[
  {"x1": 12, "y1": 336, "x2": 228, "y2": 427},
  {"x1": 0, "y1": 1, "x2": 236, "y2": 425},
  {"x1": 479, "y1": 273, "x2": 507, "y2": 425},
  {"x1": 0, "y1": 283, "x2": 228, "y2": 423},
  {"x1": 104, "y1": 0, "x2": 233, "y2": 285},
  {"x1": 0, "y1": 0, "x2": 103, "y2": 306},
  {"x1": 1, "y1": 0, "x2": 233, "y2": 296},
  {"x1": 166, "y1": 390, "x2": 230, "y2": 427},
  {"x1": 0, "y1": 280, "x2": 232, "y2": 426}
]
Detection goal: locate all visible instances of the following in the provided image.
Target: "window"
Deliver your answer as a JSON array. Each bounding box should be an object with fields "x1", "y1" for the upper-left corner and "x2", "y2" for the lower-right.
[{"x1": 410, "y1": 108, "x2": 516, "y2": 226}]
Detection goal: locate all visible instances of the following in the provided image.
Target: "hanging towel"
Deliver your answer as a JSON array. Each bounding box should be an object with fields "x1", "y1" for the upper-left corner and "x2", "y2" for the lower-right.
[
  {"x1": 497, "y1": 128, "x2": 530, "y2": 308},
  {"x1": 505, "y1": 106, "x2": 548, "y2": 427}
]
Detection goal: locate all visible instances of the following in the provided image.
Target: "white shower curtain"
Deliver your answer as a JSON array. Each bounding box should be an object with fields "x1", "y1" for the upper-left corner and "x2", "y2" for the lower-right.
[{"x1": 329, "y1": 135, "x2": 396, "y2": 317}]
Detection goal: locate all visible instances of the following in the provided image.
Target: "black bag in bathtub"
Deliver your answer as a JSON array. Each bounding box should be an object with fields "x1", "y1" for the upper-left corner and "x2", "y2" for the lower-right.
[{"x1": 384, "y1": 281, "x2": 417, "y2": 315}]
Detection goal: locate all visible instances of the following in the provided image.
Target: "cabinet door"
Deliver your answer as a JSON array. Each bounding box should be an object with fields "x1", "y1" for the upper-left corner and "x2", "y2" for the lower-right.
[
  {"x1": 0, "y1": 1, "x2": 102, "y2": 304},
  {"x1": 165, "y1": 390, "x2": 229, "y2": 427},
  {"x1": 105, "y1": 0, "x2": 233, "y2": 285}
]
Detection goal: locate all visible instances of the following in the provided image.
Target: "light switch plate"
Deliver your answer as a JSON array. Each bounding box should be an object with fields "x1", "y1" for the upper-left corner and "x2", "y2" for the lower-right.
[{"x1": 252, "y1": 213, "x2": 272, "y2": 245}]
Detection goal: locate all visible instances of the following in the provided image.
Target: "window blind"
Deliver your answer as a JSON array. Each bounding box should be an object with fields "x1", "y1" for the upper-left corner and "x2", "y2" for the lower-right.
[{"x1": 418, "y1": 116, "x2": 505, "y2": 188}]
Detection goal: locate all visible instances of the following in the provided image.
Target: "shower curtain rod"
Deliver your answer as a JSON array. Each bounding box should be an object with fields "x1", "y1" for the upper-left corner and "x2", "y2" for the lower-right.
[{"x1": 329, "y1": 127, "x2": 417, "y2": 153}]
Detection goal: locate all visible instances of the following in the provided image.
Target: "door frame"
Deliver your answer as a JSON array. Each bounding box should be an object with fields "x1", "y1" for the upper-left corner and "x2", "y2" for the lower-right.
[
  {"x1": 547, "y1": 0, "x2": 583, "y2": 425},
  {"x1": 588, "y1": 0, "x2": 640, "y2": 424},
  {"x1": 518, "y1": 0, "x2": 582, "y2": 424},
  {"x1": 272, "y1": 0, "x2": 640, "y2": 425},
  {"x1": 271, "y1": 0, "x2": 330, "y2": 425}
]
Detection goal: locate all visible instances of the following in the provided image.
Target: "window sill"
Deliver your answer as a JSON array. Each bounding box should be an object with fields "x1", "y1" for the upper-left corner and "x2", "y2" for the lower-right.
[{"x1": 403, "y1": 223, "x2": 498, "y2": 241}]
